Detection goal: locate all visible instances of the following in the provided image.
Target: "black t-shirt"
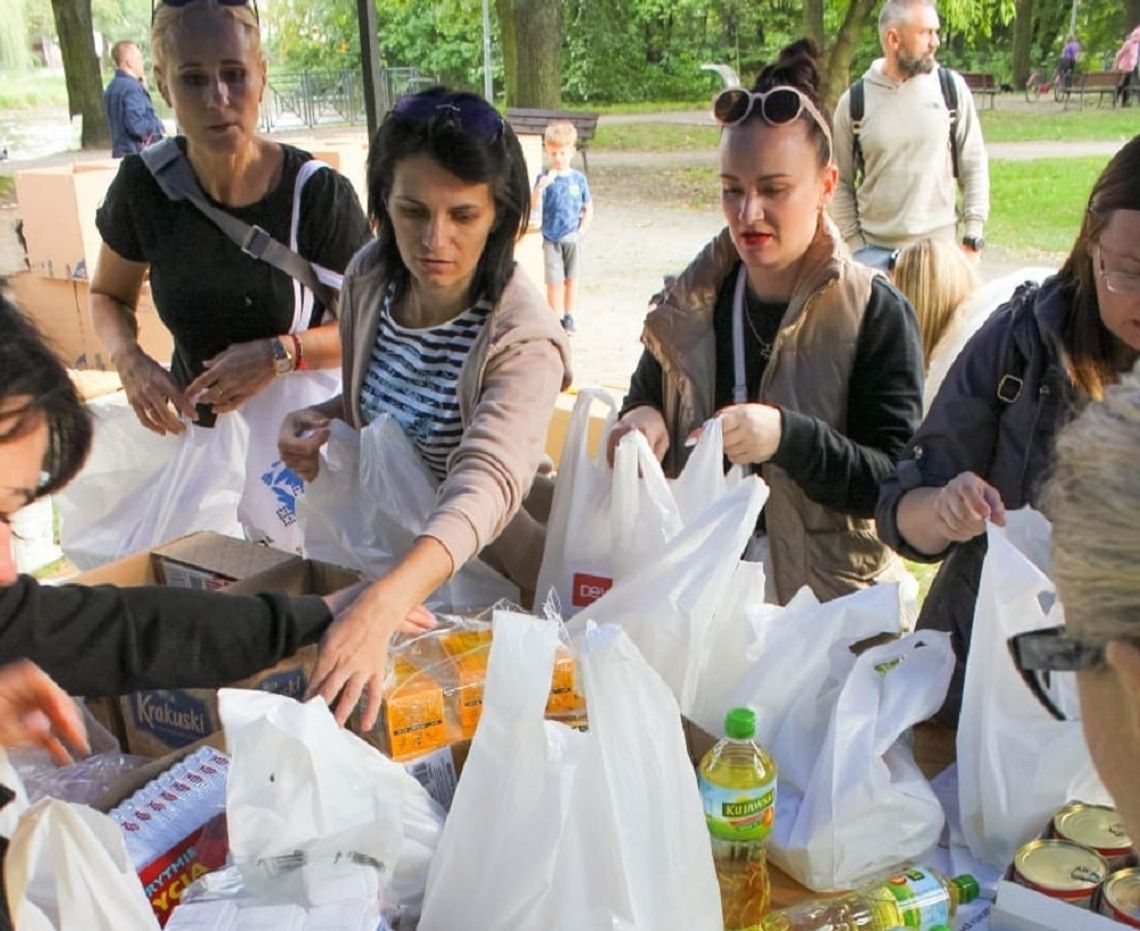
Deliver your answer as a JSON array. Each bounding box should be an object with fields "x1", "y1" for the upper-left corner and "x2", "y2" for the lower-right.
[
  {"x1": 96, "y1": 140, "x2": 371, "y2": 387},
  {"x1": 711, "y1": 264, "x2": 787, "y2": 410}
]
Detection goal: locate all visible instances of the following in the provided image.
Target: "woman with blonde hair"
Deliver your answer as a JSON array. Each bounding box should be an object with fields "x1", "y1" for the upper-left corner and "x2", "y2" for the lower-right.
[
  {"x1": 891, "y1": 238, "x2": 1052, "y2": 412},
  {"x1": 87, "y1": 0, "x2": 369, "y2": 547},
  {"x1": 1010, "y1": 361, "x2": 1140, "y2": 841},
  {"x1": 878, "y1": 136, "x2": 1140, "y2": 725}
]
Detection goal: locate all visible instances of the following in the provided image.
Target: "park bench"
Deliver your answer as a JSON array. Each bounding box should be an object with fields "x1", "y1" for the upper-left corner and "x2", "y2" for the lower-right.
[
  {"x1": 506, "y1": 108, "x2": 600, "y2": 174},
  {"x1": 961, "y1": 72, "x2": 998, "y2": 109},
  {"x1": 1064, "y1": 70, "x2": 1127, "y2": 109}
]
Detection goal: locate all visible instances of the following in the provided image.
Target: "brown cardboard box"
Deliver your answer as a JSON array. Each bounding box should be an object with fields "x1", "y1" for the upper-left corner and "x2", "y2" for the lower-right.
[
  {"x1": 115, "y1": 557, "x2": 360, "y2": 757},
  {"x1": 73, "y1": 279, "x2": 174, "y2": 371},
  {"x1": 5, "y1": 273, "x2": 89, "y2": 367},
  {"x1": 15, "y1": 160, "x2": 119, "y2": 280},
  {"x1": 543, "y1": 389, "x2": 617, "y2": 467}
]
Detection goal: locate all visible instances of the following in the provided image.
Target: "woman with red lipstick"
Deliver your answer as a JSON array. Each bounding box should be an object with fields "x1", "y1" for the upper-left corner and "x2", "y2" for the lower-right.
[
  {"x1": 278, "y1": 88, "x2": 571, "y2": 729},
  {"x1": 611, "y1": 40, "x2": 924, "y2": 606},
  {"x1": 878, "y1": 136, "x2": 1140, "y2": 726}
]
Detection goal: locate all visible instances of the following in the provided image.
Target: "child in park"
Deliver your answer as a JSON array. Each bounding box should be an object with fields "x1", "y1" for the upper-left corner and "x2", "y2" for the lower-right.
[{"x1": 532, "y1": 121, "x2": 593, "y2": 333}]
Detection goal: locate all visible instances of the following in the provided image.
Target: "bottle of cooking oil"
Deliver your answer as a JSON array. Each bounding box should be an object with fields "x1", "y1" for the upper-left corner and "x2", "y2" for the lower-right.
[
  {"x1": 698, "y1": 706, "x2": 778, "y2": 930},
  {"x1": 760, "y1": 864, "x2": 980, "y2": 931}
]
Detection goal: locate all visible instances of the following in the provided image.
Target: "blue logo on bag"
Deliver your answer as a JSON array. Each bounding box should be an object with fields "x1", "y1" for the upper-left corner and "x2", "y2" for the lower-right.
[
  {"x1": 254, "y1": 667, "x2": 307, "y2": 700},
  {"x1": 259, "y1": 460, "x2": 305, "y2": 527},
  {"x1": 130, "y1": 691, "x2": 212, "y2": 748}
]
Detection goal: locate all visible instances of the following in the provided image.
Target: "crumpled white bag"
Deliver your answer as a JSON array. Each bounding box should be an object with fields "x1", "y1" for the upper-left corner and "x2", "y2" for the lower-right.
[
  {"x1": 5, "y1": 796, "x2": 160, "y2": 931},
  {"x1": 297, "y1": 414, "x2": 519, "y2": 611},
  {"x1": 768, "y1": 630, "x2": 955, "y2": 891},
  {"x1": 419, "y1": 612, "x2": 722, "y2": 930},
  {"x1": 957, "y1": 512, "x2": 1109, "y2": 869},
  {"x1": 218, "y1": 688, "x2": 444, "y2": 918},
  {"x1": 569, "y1": 476, "x2": 768, "y2": 716}
]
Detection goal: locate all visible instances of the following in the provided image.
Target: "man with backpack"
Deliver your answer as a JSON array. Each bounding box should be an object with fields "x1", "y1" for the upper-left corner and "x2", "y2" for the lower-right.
[{"x1": 831, "y1": 0, "x2": 990, "y2": 270}]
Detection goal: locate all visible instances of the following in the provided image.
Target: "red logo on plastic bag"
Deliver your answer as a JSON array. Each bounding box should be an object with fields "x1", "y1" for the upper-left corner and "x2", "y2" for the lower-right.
[{"x1": 572, "y1": 573, "x2": 613, "y2": 607}]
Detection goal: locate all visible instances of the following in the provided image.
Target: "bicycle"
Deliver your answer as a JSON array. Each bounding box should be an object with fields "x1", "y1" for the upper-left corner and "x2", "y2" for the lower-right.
[{"x1": 1024, "y1": 60, "x2": 1076, "y2": 102}]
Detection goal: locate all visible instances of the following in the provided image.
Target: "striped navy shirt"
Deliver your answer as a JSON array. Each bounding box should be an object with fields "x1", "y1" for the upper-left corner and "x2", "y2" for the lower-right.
[{"x1": 360, "y1": 289, "x2": 492, "y2": 480}]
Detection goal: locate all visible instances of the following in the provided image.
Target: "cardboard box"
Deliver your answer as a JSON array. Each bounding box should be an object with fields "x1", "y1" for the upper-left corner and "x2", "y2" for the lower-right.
[
  {"x1": 73, "y1": 279, "x2": 174, "y2": 371},
  {"x1": 991, "y1": 879, "x2": 1132, "y2": 930},
  {"x1": 115, "y1": 557, "x2": 359, "y2": 757},
  {"x1": 544, "y1": 388, "x2": 618, "y2": 467},
  {"x1": 15, "y1": 160, "x2": 119, "y2": 280}
]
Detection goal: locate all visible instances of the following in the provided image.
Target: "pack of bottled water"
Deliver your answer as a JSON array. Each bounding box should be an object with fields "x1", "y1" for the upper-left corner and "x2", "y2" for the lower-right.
[{"x1": 108, "y1": 746, "x2": 230, "y2": 869}]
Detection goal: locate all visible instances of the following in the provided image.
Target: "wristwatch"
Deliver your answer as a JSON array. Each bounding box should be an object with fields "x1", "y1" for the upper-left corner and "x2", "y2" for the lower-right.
[
  {"x1": 270, "y1": 336, "x2": 295, "y2": 376},
  {"x1": 962, "y1": 235, "x2": 985, "y2": 252}
]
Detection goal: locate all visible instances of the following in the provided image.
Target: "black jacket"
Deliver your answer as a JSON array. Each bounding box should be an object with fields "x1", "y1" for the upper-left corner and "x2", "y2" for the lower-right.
[
  {"x1": 0, "y1": 577, "x2": 331, "y2": 697},
  {"x1": 876, "y1": 275, "x2": 1079, "y2": 723}
]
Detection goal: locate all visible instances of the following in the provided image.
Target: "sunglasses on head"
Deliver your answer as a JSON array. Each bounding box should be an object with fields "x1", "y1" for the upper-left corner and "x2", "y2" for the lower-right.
[
  {"x1": 389, "y1": 90, "x2": 504, "y2": 144},
  {"x1": 152, "y1": 0, "x2": 259, "y2": 24},
  {"x1": 713, "y1": 85, "x2": 834, "y2": 164},
  {"x1": 1007, "y1": 626, "x2": 1106, "y2": 721}
]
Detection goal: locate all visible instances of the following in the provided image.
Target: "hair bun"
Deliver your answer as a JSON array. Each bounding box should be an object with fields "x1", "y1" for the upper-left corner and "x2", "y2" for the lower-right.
[{"x1": 753, "y1": 38, "x2": 824, "y2": 99}]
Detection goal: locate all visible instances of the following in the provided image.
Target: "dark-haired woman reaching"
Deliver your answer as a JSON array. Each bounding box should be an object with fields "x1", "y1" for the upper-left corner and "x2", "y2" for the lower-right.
[{"x1": 610, "y1": 39, "x2": 924, "y2": 605}]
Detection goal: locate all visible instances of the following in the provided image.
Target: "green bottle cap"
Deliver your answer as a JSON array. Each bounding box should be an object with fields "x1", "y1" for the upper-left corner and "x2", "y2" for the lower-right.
[
  {"x1": 725, "y1": 707, "x2": 756, "y2": 739},
  {"x1": 953, "y1": 874, "x2": 980, "y2": 903}
]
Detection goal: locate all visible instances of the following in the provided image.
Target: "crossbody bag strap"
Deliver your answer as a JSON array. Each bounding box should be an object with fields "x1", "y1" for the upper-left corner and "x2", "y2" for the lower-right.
[{"x1": 140, "y1": 139, "x2": 335, "y2": 307}]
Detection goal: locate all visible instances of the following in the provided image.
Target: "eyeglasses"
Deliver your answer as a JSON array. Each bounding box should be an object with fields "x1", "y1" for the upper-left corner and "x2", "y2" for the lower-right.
[
  {"x1": 1007, "y1": 626, "x2": 1105, "y2": 721},
  {"x1": 712, "y1": 85, "x2": 834, "y2": 164},
  {"x1": 389, "y1": 89, "x2": 504, "y2": 143},
  {"x1": 152, "y1": 0, "x2": 259, "y2": 24},
  {"x1": 1095, "y1": 244, "x2": 1140, "y2": 297}
]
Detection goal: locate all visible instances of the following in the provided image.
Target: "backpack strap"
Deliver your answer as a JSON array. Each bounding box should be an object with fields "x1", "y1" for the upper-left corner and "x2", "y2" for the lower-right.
[
  {"x1": 938, "y1": 67, "x2": 960, "y2": 181},
  {"x1": 140, "y1": 138, "x2": 335, "y2": 307},
  {"x1": 849, "y1": 78, "x2": 866, "y2": 183},
  {"x1": 995, "y1": 282, "x2": 1040, "y2": 405}
]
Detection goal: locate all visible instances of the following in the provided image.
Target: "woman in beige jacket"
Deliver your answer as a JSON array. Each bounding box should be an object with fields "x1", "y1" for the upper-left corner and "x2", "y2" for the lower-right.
[{"x1": 279, "y1": 88, "x2": 571, "y2": 729}]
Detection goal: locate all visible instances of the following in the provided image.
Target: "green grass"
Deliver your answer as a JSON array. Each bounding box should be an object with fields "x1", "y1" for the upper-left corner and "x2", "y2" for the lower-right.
[
  {"x1": 0, "y1": 71, "x2": 68, "y2": 110},
  {"x1": 987, "y1": 155, "x2": 1110, "y2": 255},
  {"x1": 979, "y1": 106, "x2": 1140, "y2": 143},
  {"x1": 593, "y1": 121, "x2": 719, "y2": 151},
  {"x1": 589, "y1": 99, "x2": 708, "y2": 115}
]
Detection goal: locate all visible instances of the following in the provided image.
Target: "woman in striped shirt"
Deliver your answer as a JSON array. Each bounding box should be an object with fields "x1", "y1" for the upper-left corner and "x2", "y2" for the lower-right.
[{"x1": 279, "y1": 88, "x2": 572, "y2": 729}]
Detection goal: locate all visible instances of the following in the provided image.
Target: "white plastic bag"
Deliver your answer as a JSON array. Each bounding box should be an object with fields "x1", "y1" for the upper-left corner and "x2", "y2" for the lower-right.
[
  {"x1": 218, "y1": 689, "x2": 444, "y2": 920},
  {"x1": 569, "y1": 477, "x2": 768, "y2": 716},
  {"x1": 237, "y1": 370, "x2": 341, "y2": 554},
  {"x1": 5, "y1": 797, "x2": 161, "y2": 931},
  {"x1": 768, "y1": 630, "x2": 955, "y2": 891},
  {"x1": 298, "y1": 414, "x2": 518, "y2": 611},
  {"x1": 419, "y1": 611, "x2": 721, "y2": 930},
  {"x1": 957, "y1": 512, "x2": 1107, "y2": 869}
]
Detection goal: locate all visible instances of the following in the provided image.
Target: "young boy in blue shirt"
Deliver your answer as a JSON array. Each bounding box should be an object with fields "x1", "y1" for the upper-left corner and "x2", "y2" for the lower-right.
[{"x1": 532, "y1": 121, "x2": 593, "y2": 333}]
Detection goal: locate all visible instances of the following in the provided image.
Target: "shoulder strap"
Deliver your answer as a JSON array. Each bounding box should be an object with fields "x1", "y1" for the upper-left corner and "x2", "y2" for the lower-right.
[
  {"x1": 140, "y1": 139, "x2": 334, "y2": 306},
  {"x1": 849, "y1": 79, "x2": 865, "y2": 182},
  {"x1": 938, "y1": 67, "x2": 960, "y2": 181},
  {"x1": 996, "y1": 282, "x2": 1039, "y2": 405}
]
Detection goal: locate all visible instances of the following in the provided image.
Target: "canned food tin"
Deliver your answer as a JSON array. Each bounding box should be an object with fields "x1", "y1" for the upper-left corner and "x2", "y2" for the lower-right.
[
  {"x1": 1054, "y1": 803, "x2": 1134, "y2": 871},
  {"x1": 1100, "y1": 868, "x2": 1140, "y2": 928},
  {"x1": 1013, "y1": 839, "x2": 1107, "y2": 907}
]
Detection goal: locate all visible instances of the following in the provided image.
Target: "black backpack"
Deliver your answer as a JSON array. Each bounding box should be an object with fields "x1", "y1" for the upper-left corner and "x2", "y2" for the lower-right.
[{"x1": 849, "y1": 66, "x2": 960, "y2": 182}]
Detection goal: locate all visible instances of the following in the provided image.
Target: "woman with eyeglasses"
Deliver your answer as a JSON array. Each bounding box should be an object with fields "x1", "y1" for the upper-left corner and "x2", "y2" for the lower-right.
[
  {"x1": 607, "y1": 39, "x2": 924, "y2": 605},
  {"x1": 88, "y1": 0, "x2": 369, "y2": 435},
  {"x1": 1026, "y1": 360, "x2": 1140, "y2": 843},
  {"x1": 277, "y1": 87, "x2": 571, "y2": 729},
  {"x1": 877, "y1": 136, "x2": 1140, "y2": 727}
]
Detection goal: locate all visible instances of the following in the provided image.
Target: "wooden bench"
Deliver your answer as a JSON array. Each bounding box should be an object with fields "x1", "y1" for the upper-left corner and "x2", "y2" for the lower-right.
[
  {"x1": 961, "y1": 72, "x2": 998, "y2": 109},
  {"x1": 505, "y1": 108, "x2": 600, "y2": 174},
  {"x1": 1064, "y1": 70, "x2": 1127, "y2": 109}
]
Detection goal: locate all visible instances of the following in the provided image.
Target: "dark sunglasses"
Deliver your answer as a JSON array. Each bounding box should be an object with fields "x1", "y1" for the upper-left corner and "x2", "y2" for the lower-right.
[
  {"x1": 389, "y1": 90, "x2": 504, "y2": 143},
  {"x1": 152, "y1": 0, "x2": 259, "y2": 24},
  {"x1": 1007, "y1": 626, "x2": 1105, "y2": 721},
  {"x1": 712, "y1": 85, "x2": 833, "y2": 164}
]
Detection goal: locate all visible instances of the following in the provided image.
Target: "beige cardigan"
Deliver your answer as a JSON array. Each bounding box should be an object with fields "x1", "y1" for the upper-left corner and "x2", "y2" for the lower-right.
[{"x1": 338, "y1": 241, "x2": 572, "y2": 586}]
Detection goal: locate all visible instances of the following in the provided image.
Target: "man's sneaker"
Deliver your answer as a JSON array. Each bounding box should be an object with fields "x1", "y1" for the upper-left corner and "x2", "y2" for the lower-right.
[{"x1": 560, "y1": 314, "x2": 577, "y2": 333}]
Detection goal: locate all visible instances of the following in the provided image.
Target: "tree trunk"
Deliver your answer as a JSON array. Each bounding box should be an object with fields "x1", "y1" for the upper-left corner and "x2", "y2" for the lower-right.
[
  {"x1": 50, "y1": 0, "x2": 109, "y2": 149},
  {"x1": 495, "y1": 0, "x2": 562, "y2": 107},
  {"x1": 821, "y1": 0, "x2": 879, "y2": 109},
  {"x1": 1012, "y1": 0, "x2": 1035, "y2": 86},
  {"x1": 803, "y1": 0, "x2": 826, "y2": 52}
]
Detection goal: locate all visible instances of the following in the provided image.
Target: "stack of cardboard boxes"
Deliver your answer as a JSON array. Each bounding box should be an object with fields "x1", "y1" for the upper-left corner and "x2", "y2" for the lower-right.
[{"x1": 11, "y1": 160, "x2": 173, "y2": 369}]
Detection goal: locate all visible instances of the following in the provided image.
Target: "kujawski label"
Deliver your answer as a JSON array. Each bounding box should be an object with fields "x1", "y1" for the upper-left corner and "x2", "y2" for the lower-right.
[{"x1": 700, "y1": 777, "x2": 777, "y2": 843}]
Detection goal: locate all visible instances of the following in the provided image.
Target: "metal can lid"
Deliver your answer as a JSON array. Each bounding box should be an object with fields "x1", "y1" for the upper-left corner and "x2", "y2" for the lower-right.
[
  {"x1": 1105, "y1": 869, "x2": 1140, "y2": 922},
  {"x1": 1055, "y1": 803, "x2": 1133, "y2": 853},
  {"x1": 1015, "y1": 839, "x2": 1107, "y2": 892}
]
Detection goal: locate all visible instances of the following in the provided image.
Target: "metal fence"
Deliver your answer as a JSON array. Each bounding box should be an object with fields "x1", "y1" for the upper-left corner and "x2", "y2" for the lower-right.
[{"x1": 261, "y1": 66, "x2": 438, "y2": 131}]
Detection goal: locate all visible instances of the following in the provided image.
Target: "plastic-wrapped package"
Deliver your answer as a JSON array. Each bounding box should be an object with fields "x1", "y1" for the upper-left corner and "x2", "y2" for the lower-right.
[{"x1": 19, "y1": 753, "x2": 151, "y2": 807}]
